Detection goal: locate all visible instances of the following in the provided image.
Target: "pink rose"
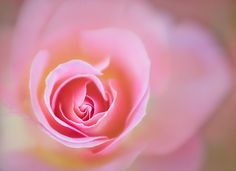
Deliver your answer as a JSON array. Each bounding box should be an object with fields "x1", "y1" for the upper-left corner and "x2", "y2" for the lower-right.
[
  {"x1": 5, "y1": 3, "x2": 151, "y2": 153},
  {"x1": 28, "y1": 27, "x2": 150, "y2": 151},
  {"x1": 0, "y1": 0, "x2": 232, "y2": 170}
]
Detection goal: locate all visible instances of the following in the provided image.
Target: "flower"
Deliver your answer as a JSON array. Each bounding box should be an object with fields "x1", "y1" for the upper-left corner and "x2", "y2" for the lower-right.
[
  {"x1": 28, "y1": 27, "x2": 150, "y2": 152},
  {"x1": 0, "y1": 0, "x2": 232, "y2": 170},
  {"x1": 5, "y1": 10, "x2": 151, "y2": 156}
]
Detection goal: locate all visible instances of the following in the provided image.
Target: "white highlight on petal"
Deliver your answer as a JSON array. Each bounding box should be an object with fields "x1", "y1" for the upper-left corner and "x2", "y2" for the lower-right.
[{"x1": 95, "y1": 57, "x2": 110, "y2": 72}]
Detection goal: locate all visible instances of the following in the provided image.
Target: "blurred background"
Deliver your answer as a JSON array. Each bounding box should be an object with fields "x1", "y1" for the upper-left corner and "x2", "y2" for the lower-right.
[{"x1": 0, "y1": 0, "x2": 236, "y2": 171}]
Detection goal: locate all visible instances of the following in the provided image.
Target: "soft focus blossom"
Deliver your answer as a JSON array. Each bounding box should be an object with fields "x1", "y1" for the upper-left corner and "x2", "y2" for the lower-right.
[
  {"x1": 144, "y1": 22, "x2": 232, "y2": 154},
  {"x1": 0, "y1": 0, "x2": 233, "y2": 170},
  {"x1": 200, "y1": 33, "x2": 236, "y2": 171}
]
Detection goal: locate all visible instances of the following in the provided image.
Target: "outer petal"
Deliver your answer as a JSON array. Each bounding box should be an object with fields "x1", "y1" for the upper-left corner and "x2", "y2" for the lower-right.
[
  {"x1": 0, "y1": 27, "x2": 13, "y2": 105},
  {"x1": 45, "y1": 0, "x2": 127, "y2": 31},
  {"x1": 2, "y1": 147, "x2": 141, "y2": 171},
  {"x1": 10, "y1": 0, "x2": 60, "y2": 78},
  {"x1": 147, "y1": 23, "x2": 232, "y2": 154},
  {"x1": 120, "y1": 1, "x2": 173, "y2": 93},
  {"x1": 129, "y1": 136, "x2": 203, "y2": 171},
  {"x1": 88, "y1": 146, "x2": 142, "y2": 171},
  {"x1": 6, "y1": 0, "x2": 62, "y2": 115},
  {"x1": 2, "y1": 152, "x2": 58, "y2": 171}
]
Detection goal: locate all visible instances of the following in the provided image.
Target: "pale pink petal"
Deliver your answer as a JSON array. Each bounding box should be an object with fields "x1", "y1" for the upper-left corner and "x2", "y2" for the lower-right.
[
  {"x1": 129, "y1": 136, "x2": 203, "y2": 171},
  {"x1": 45, "y1": 0, "x2": 127, "y2": 32},
  {"x1": 2, "y1": 152, "x2": 59, "y2": 171},
  {"x1": 0, "y1": 27, "x2": 14, "y2": 106},
  {"x1": 97, "y1": 87, "x2": 149, "y2": 155},
  {"x1": 147, "y1": 23, "x2": 232, "y2": 154},
  {"x1": 80, "y1": 28, "x2": 150, "y2": 111},
  {"x1": 120, "y1": 1, "x2": 173, "y2": 93},
  {"x1": 12, "y1": 0, "x2": 60, "y2": 63},
  {"x1": 9, "y1": 0, "x2": 61, "y2": 100},
  {"x1": 88, "y1": 145, "x2": 144, "y2": 171},
  {"x1": 2, "y1": 144, "x2": 143, "y2": 171}
]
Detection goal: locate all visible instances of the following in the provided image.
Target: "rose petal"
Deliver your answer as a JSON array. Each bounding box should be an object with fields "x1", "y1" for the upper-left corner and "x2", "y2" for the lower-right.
[
  {"x1": 121, "y1": 1, "x2": 173, "y2": 93},
  {"x1": 45, "y1": 0, "x2": 126, "y2": 31},
  {"x1": 9, "y1": 0, "x2": 61, "y2": 106},
  {"x1": 2, "y1": 152, "x2": 58, "y2": 171},
  {"x1": 10, "y1": 0, "x2": 62, "y2": 73},
  {"x1": 129, "y1": 136, "x2": 203, "y2": 171},
  {"x1": 0, "y1": 27, "x2": 14, "y2": 107},
  {"x1": 147, "y1": 23, "x2": 232, "y2": 154},
  {"x1": 2, "y1": 145, "x2": 142, "y2": 171}
]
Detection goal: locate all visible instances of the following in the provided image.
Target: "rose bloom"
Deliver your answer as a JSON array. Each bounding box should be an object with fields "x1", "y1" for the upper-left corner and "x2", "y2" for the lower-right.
[{"x1": 0, "y1": 0, "x2": 232, "y2": 171}]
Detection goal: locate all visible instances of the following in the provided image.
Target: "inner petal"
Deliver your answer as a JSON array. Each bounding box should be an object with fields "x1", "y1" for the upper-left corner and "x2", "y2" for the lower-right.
[
  {"x1": 53, "y1": 76, "x2": 110, "y2": 126},
  {"x1": 74, "y1": 96, "x2": 95, "y2": 121},
  {"x1": 86, "y1": 81, "x2": 110, "y2": 114}
]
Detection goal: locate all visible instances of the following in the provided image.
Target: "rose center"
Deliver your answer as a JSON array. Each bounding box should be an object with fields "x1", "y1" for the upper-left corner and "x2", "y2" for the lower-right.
[
  {"x1": 74, "y1": 96, "x2": 95, "y2": 121},
  {"x1": 51, "y1": 76, "x2": 110, "y2": 124}
]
